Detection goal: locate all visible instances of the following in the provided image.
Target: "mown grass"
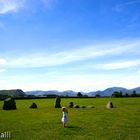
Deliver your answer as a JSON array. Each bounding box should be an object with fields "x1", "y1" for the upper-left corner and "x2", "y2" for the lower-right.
[{"x1": 0, "y1": 98, "x2": 140, "y2": 140}]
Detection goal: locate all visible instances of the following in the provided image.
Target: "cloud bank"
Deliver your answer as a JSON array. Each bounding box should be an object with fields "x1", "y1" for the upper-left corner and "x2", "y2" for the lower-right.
[{"x1": 3, "y1": 39, "x2": 140, "y2": 69}]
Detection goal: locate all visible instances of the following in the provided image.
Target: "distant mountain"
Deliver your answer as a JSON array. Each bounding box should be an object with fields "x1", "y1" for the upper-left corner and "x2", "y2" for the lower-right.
[
  {"x1": 61, "y1": 90, "x2": 77, "y2": 96},
  {"x1": 26, "y1": 90, "x2": 76, "y2": 96},
  {"x1": 88, "y1": 87, "x2": 129, "y2": 96},
  {"x1": 25, "y1": 87, "x2": 140, "y2": 97},
  {"x1": 130, "y1": 87, "x2": 140, "y2": 93},
  {"x1": 1, "y1": 87, "x2": 139, "y2": 98},
  {"x1": 0, "y1": 89, "x2": 26, "y2": 97},
  {"x1": 26, "y1": 90, "x2": 58, "y2": 96}
]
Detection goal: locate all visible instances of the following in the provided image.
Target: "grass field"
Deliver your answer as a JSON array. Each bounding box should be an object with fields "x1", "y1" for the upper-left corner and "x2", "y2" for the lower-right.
[{"x1": 0, "y1": 98, "x2": 140, "y2": 140}]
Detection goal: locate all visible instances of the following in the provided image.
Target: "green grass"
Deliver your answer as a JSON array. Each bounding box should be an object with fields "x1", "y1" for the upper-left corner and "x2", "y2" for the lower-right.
[{"x1": 0, "y1": 98, "x2": 140, "y2": 140}]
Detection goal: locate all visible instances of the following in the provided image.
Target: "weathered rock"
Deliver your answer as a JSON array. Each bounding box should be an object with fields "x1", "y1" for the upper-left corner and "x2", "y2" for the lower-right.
[
  {"x1": 55, "y1": 96, "x2": 61, "y2": 108},
  {"x1": 3, "y1": 98, "x2": 17, "y2": 110},
  {"x1": 106, "y1": 101, "x2": 113, "y2": 109},
  {"x1": 74, "y1": 105, "x2": 80, "y2": 108},
  {"x1": 68, "y1": 102, "x2": 74, "y2": 108},
  {"x1": 29, "y1": 103, "x2": 37, "y2": 109}
]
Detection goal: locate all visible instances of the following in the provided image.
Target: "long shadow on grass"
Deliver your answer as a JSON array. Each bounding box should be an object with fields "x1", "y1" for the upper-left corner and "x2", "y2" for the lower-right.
[{"x1": 67, "y1": 126, "x2": 82, "y2": 129}]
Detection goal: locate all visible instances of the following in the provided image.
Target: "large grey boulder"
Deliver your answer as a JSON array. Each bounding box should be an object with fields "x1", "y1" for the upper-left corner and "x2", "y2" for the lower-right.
[
  {"x1": 29, "y1": 103, "x2": 37, "y2": 109},
  {"x1": 3, "y1": 98, "x2": 17, "y2": 110},
  {"x1": 55, "y1": 96, "x2": 61, "y2": 108},
  {"x1": 106, "y1": 101, "x2": 113, "y2": 109}
]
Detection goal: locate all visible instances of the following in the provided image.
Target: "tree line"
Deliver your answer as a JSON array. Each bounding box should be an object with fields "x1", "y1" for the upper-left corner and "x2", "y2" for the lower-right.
[{"x1": 111, "y1": 90, "x2": 140, "y2": 97}]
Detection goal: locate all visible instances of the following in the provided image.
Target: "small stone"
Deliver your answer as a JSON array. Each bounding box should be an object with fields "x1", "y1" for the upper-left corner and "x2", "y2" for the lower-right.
[
  {"x1": 29, "y1": 103, "x2": 37, "y2": 109},
  {"x1": 74, "y1": 105, "x2": 80, "y2": 108},
  {"x1": 68, "y1": 102, "x2": 74, "y2": 108},
  {"x1": 81, "y1": 106, "x2": 86, "y2": 108}
]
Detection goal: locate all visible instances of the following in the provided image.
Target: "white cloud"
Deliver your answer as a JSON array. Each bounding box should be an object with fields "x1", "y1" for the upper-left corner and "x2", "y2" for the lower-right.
[
  {"x1": 0, "y1": 0, "x2": 25, "y2": 14},
  {"x1": 99, "y1": 60, "x2": 140, "y2": 70},
  {"x1": 0, "y1": 69, "x2": 6, "y2": 72},
  {"x1": 0, "y1": 58, "x2": 7, "y2": 65},
  {"x1": 137, "y1": 70, "x2": 140, "y2": 74},
  {"x1": 0, "y1": 0, "x2": 58, "y2": 14},
  {"x1": 3, "y1": 48, "x2": 115, "y2": 68}
]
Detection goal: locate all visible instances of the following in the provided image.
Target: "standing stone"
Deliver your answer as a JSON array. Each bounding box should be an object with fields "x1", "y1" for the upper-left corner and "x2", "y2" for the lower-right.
[
  {"x1": 68, "y1": 102, "x2": 74, "y2": 108},
  {"x1": 3, "y1": 98, "x2": 17, "y2": 110},
  {"x1": 106, "y1": 101, "x2": 113, "y2": 109},
  {"x1": 55, "y1": 96, "x2": 61, "y2": 108},
  {"x1": 29, "y1": 103, "x2": 37, "y2": 109}
]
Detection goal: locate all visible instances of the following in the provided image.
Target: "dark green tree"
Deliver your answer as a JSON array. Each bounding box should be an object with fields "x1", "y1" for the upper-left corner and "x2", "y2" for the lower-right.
[
  {"x1": 131, "y1": 90, "x2": 137, "y2": 97},
  {"x1": 124, "y1": 93, "x2": 129, "y2": 97},
  {"x1": 77, "y1": 92, "x2": 83, "y2": 97},
  {"x1": 112, "y1": 91, "x2": 122, "y2": 97},
  {"x1": 95, "y1": 94, "x2": 100, "y2": 98},
  {"x1": 83, "y1": 94, "x2": 88, "y2": 97}
]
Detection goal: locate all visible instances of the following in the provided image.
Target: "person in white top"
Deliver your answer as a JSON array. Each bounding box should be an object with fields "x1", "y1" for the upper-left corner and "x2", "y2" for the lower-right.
[{"x1": 61, "y1": 107, "x2": 68, "y2": 128}]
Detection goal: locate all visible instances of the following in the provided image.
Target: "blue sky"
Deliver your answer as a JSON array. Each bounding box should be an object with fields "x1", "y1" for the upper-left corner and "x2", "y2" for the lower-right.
[{"x1": 0, "y1": 0, "x2": 140, "y2": 92}]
